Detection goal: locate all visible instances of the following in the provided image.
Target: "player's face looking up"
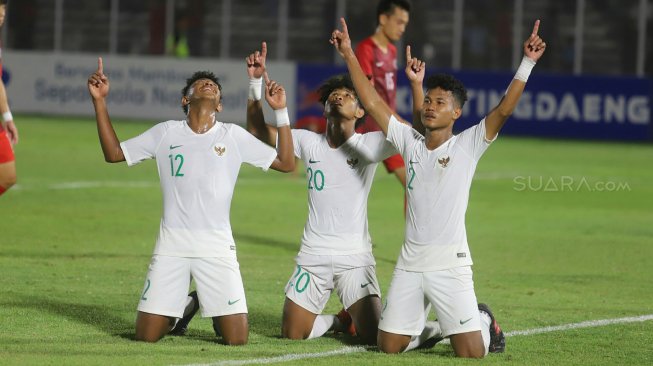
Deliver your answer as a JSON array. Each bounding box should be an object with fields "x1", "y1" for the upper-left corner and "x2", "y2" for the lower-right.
[
  {"x1": 420, "y1": 87, "x2": 462, "y2": 130},
  {"x1": 380, "y1": 7, "x2": 409, "y2": 42},
  {"x1": 189, "y1": 78, "x2": 221, "y2": 100},
  {"x1": 323, "y1": 88, "x2": 364, "y2": 121},
  {"x1": 182, "y1": 78, "x2": 223, "y2": 114}
]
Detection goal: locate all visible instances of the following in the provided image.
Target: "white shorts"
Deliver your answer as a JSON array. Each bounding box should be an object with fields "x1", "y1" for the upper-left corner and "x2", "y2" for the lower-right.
[
  {"x1": 284, "y1": 252, "x2": 381, "y2": 314},
  {"x1": 137, "y1": 255, "x2": 248, "y2": 318},
  {"x1": 379, "y1": 266, "x2": 480, "y2": 337}
]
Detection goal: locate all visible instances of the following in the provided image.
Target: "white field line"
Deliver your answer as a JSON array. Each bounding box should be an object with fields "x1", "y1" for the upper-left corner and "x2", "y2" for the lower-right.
[{"x1": 177, "y1": 314, "x2": 653, "y2": 366}]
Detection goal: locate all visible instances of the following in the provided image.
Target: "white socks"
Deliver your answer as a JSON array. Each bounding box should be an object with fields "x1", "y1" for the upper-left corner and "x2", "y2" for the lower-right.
[
  {"x1": 479, "y1": 310, "x2": 491, "y2": 356},
  {"x1": 403, "y1": 320, "x2": 442, "y2": 352},
  {"x1": 307, "y1": 315, "x2": 335, "y2": 339}
]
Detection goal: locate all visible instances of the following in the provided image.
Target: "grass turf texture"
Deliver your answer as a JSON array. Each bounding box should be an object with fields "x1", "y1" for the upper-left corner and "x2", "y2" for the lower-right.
[{"x1": 1, "y1": 116, "x2": 652, "y2": 365}]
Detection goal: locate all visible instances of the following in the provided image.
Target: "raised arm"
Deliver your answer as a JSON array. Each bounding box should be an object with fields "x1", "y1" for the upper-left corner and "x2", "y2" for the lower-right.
[
  {"x1": 331, "y1": 18, "x2": 408, "y2": 136},
  {"x1": 485, "y1": 20, "x2": 546, "y2": 140},
  {"x1": 263, "y1": 72, "x2": 295, "y2": 173},
  {"x1": 87, "y1": 57, "x2": 124, "y2": 163},
  {"x1": 405, "y1": 45, "x2": 426, "y2": 135},
  {"x1": 245, "y1": 42, "x2": 278, "y2": 147}
]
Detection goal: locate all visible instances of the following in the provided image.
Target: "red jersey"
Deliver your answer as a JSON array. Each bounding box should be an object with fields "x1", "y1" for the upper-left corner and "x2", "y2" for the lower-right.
[
  {"x1": 355, "y1": 37, "x2": 397, "y2": 133},
  {"x1": 0, "y1": 43, "x2": 4, "y2": 134},
  {"x1": 354, "y1": 37, "x2": 404, "y2": 173}
]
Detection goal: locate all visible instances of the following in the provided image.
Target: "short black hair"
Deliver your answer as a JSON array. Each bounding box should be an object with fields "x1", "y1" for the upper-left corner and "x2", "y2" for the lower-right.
[
  {"x1": 424, "y1": 74, "x2": 468, "y2": 109},
  {"x1": 317, "y1": 74, "x2": 366, "y2": 128},
  {"x1": 181, "y1": 71, "x2": 222, "y2": 114},
  {"x1": 376, "y1": 0, "x2": 411, "y2": 25},
  {"x1": 0, "y1": 0, "x2": 8, "y2": 5}
]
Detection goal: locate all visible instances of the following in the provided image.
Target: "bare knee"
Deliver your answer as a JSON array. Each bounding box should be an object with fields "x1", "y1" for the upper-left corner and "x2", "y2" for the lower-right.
[
  {"x1": 213, "y1": 314, "x2": 249, "y2": 345},
  {"x1": 223, "y1": 334, "x2": 248, "y2": 346},
  {"x1": 134, "y1": 312, "x2": 173, "y2": 343},
  {"x1": 348, "y1": 295, "x2": 381, "y2": 346},
  {"x1": 450, "y1": 332, "x2": 486, "y2": 358},
  {"x1": 281, "y1": 326, "x2": 309, "y2": 340},
  {"x1": 134, "y1": 333, "x2": 163, "y2": 343},
  {"x1": 377, "y1": 331, "x2": 409, "y2": 354},
  {"x1": 281, "y1": 298, "x2": 314, "y2": 340},
  {"x1": 454, "y1": 348, "x2": 485, "y2": 358}
]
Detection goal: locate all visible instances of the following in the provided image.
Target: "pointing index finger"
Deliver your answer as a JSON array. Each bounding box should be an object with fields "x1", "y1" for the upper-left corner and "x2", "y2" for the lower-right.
[
  {"x1": 532, "y1": 19, "x2": 540, "y2": 36},
  {"x1": 98, "y1": 57, "x2": 104, "y2": 74},
  {"x1": 406, "y1": 45, "x2": 412, "y2": 63},
  {"x1": 261, "y1": 41, "x2": 267, "y2": 59},
  {"x1": 263, "y1": 71, "x2": 270, "y2": 85},
  {"x1": 340, "y1": 17, "x2": 348, "y2": 35}
]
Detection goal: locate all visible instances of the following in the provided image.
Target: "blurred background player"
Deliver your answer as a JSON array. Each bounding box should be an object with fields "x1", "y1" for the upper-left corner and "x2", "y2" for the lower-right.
[
  {"x1": 355, "y1": 0, "x2": 410, "y2": 187},
  {"x1": 245, "y1": 42, "x2": 396, "y2": 345},
  {"x1": 87, "y1": 57, "x2": 294, "y2": 344},
  {"x1": 0, "y1": 0, "x2": 18, "y2": 197},
  {"x1": 333, "y1": 16, "x2": 546, "y2": 357}
]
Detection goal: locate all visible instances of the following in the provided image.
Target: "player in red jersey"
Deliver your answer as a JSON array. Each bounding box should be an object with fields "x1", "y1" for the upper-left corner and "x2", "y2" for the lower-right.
[
  {"x1": 0, "y1": 0, "x2": 18, "y2": 197},
  {"x1": 355, "y1": 0, "x2": 410, "y2": 186}
]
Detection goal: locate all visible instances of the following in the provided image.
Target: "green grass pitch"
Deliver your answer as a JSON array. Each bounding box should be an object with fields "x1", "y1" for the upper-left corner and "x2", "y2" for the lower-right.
[{"x1": 1, "y1": 116, "x2": 652, "y2": 365}]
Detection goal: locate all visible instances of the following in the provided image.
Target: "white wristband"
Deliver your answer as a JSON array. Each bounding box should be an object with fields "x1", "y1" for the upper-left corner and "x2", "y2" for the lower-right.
[
  {"x1": 2, "y1": 111, "x2": 13, "y2": 122},
  {"x1": 248, "y1": 77, "x2": 263, "y2": 101},
  {"x1": 514, "y1": 56, "x2": 536, "y2": 82},
  {"x1": 274, "y1": 107, "x2": 290, "y2": 127}
]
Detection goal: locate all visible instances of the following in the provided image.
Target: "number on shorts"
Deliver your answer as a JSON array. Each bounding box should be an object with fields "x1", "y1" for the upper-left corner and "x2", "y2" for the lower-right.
[
  {"x1": 141, "y1": 279, "x2": 151, "y2": 301},
  {"x1": 293, "y1": 265, "x2": 310, "y2": 293}
]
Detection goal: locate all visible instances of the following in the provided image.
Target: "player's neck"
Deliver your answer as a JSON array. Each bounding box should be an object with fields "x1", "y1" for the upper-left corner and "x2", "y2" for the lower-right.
[
  {"x1": 372, "y1": 30, "x2": 391, "y2": 51},
  {"x1": 424, "y1": 127, "x2": 453, "y2": 150},
  {"x1": 186, "y1": 106, "x2": 217, "y2": 134},
  {"x1": 326, "y1": 118, "x2": 355, "y2": 148}
]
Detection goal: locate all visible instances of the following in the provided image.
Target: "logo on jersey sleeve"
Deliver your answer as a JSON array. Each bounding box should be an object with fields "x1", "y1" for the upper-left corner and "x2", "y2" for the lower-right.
[
  {"x1": 438, "y1": 155, "x2": 450, "y2": 168},
  {"x1": 214, "y1": 143, "x2": 227, "y2": 157},
  {"x1": 346, "y1": 158, "x2": 359, "y2": 169}
]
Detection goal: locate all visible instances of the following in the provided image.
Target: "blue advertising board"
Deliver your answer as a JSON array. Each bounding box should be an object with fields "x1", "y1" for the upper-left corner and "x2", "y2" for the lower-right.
[{"x1": 296, "y1": 64, "x2": 652, "y2": 141}]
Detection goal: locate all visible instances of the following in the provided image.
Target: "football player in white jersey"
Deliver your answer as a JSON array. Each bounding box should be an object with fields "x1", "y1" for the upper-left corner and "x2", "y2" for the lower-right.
[
  {"x1": 244, "y1": 42, "x2": 397, "y2": 345},
  {"x1": 332, "y1": 18, "x2": 546, "y2": 357},
  {"x1": 87, "y1": 57, "x2": 295, "y2": 344}
]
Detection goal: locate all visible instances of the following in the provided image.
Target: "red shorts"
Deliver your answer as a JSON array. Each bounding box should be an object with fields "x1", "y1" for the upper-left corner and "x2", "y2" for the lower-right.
[
  {"x1": 383, "y1": 153, "x2": 404, "y2": 173},
  {"x1": 0, "y1": 130, "x2": 15, "y2": 163}
]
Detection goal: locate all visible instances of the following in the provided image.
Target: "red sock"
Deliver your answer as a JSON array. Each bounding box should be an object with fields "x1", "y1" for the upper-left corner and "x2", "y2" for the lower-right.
[{"x1": 0, "y1": 186, "x2": 6, "y2": 196}]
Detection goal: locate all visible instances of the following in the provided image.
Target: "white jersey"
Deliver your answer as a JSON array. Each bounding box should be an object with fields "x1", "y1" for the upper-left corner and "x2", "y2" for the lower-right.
[
  {"x1": 386, "y1": 116, "x2": 494, "y2": 271},
  {"x1": 292, "y1": 129, "x2": 396, "y2": 255},
  {"x1": 121, "y1": 120, "x2": 277, "y2": 258}
]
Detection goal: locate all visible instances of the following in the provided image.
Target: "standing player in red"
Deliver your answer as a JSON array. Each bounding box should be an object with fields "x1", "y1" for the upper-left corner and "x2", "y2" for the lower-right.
[
  {"x1": 0, "y1": 0, "x2": 18, "y2": 197},
  {"x1": 355, "y1": 0, "x2": 410, "y2": 186}
]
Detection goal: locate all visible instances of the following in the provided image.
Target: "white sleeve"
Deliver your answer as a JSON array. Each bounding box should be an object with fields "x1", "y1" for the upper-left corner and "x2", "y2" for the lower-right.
[
  {"x1": 290, "y1": 129, "x2": 309, "y2": 159},
  {"x1": 120, "y1": 122, "x2": 168, "y2": 166},
  {"x1": 231, "y1": 125, "x2": 277, "y2": 171},
  {"x1": 386, "y1": 115, "x2": 419, "y2": 158},
  {"x1": 350, "y1": 132, "x2": 397, "y2": 163},
  {"x1": 456, "y1": 118, "x2": 496, "y2": 161}
]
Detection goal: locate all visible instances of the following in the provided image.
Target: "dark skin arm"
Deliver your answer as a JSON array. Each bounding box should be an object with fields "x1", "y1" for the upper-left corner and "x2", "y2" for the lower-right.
[
  {"x1": 331, "y1": 18, "x2": 409, "y2": 137},
  {"x1": 245, "y1": 42, "x2": 278, "y2": 147},
  {"x1": 484, "y1": 20, "x2": 546, "y2": 140},
  {"x1": 87, "y1": 57, "x2": 125, "y2": 163},
  {"x1": 404, "y1": 45, "x2": 426, "y2": 135},
  {"x1": 264, "y1": 72, "x2": 295, "y2": 173}
]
